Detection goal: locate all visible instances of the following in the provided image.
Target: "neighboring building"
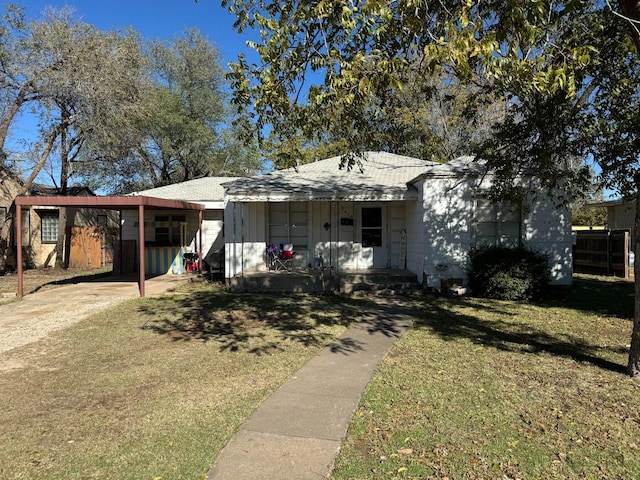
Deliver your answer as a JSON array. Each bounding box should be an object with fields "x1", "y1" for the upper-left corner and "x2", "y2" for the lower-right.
[
  {"x1": 124, "y1": 177, "x2": 241, "y2": 275},
  {"x1": 0, "y1": 169, "x2": 117, "y2": 269},
  {"x1": 587, "y1": 198, "x2": 635, "y2": 244},
  {"x1": 222, "y1": 152, "x2": 573, "y2": 289}
]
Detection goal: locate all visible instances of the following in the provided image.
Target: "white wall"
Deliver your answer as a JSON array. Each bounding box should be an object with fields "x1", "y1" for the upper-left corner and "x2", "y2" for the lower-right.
[
  {"x1": 523, "y1": 193, "x2": 573, "y2": 285},
  {"x1": 405, "y1": 184, "x2": 426, "y2": 284},
  {"x1": 224, "y1": 201, "x2": 267, "y2": 278},
  {"x1": 420, "y1": 178, "x2": 474, "y2": 289},
  {"x1": 224, "y1": 199, "x2": 412, "y2": 278},
  {"x1": 415, "y1": 176, "x2": 573, "y2": 289}
]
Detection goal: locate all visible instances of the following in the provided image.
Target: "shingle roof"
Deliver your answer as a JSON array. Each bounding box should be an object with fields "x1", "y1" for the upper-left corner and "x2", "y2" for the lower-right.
[
  {"x1": 31, "y1": 184, "x2": 95, "y2": 196},
  {"x1": 223, "y1": 152, "x2": 436, "y2": 201},
  {"x1": 409, "y1": 156, "x2": 486, "y2": 181},
  {"x1": 131, "y1": 177, "x2": 242, "y2": 202}
]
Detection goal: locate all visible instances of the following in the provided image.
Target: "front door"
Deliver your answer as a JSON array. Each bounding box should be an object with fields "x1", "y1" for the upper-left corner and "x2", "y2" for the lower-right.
[{"x1": 360, "y1": 205, "x2": 387, "y2": 269}]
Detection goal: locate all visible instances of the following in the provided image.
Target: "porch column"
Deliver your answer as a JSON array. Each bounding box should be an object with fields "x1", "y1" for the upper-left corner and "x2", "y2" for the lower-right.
[
  {"x1": 198, "y1": 209, "x2": 203, "y2": 272},
  {"x1": 138, "y1": 204, "x2": 145, "y2": 297},
  {"x1": 16, "y1": 203, "x2": 23, "y2": 297}
]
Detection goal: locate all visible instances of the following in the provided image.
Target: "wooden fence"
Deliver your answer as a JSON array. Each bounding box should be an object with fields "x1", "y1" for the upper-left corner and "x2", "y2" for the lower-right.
[{"x1": 573, "y1": 229, "x2": 631, "y2": 278}]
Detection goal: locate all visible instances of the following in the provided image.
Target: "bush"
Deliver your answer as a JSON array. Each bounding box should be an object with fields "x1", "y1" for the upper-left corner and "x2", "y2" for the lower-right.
[{"x1": 468, "y1": 246, "x2": 551, "y2": 301}]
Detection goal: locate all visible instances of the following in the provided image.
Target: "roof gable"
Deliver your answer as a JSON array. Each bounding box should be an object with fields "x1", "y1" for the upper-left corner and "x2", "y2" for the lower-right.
[{"x1": 223, "y1": 152, "x2": 436, "y2": 201}]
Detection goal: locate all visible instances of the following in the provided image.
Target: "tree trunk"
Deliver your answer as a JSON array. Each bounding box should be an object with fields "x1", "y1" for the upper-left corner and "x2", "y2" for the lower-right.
[
  {"x1": 0, "y1": 84, "x2": 32, "y2": 154},
  {"x1": 619, "y1": 0, "x2": 640, "y2": 378},
  {"x1": 54, "y1": 112, "x2": 70, "y2": 270},
  {"x1": 628, "y1": 191, "x2": 640, "y2": 376},
  {"x1": 54, "y1": 207, "x2": 67, "y2": 269}
]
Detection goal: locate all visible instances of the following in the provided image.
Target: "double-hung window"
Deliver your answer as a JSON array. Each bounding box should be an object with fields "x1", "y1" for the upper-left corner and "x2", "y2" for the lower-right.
[
  {"x1": 155, "y1": 215, "x2": 186, "y2": 246},
  {"x1": 268, "y1": 202, "x2": 308, "y2": 249},
  {"x1": 474, "y1": 197, "x2": 521, "y2": 248}
]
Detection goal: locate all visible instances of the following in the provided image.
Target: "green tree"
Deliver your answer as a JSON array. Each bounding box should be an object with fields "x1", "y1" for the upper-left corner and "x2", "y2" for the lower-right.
[
  {"x1": 77, "y1": 28, "x2": 261, "y2": 193},
  {"x1": 0, "y1": 4, "x2": 145, "y2": 268},
  {"x1": 572, "y1": 204, "x2": 607, "y2": 228},
  {"x1": 222, "y1": 0, "x2": 640, "y2": 376}
]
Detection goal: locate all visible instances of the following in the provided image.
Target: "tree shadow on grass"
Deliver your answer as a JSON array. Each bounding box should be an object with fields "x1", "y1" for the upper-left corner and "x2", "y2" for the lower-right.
[
  {"x1": 540, "y1": 274, "x2": 634, "y2": 320},
  {"x1": 137, "y1": 288, "x2": 371, "y2": 355},
  {"x1": 414, "y1": 293, "x2": 628, "y2": 375}
]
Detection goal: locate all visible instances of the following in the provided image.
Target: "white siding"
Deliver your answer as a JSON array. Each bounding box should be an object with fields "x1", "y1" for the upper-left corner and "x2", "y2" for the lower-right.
[
  {"x1": 224, "y1": 201, "x2": 268, "y2": 279},
  {"x1": 121, "y1": 210, "x2": 138, "y2": 241},
  {"x1": 416, "y1": 176, "x2": 573, "y2": 289},
  {"x1": 523, "y1": 195, "x2": 573, "y2": 285},
  {"x1": 420, "y1": 178, "x2": 474, "y2": 289},
  {"x1": 389, "y1": 201, "x2": 406, "y2": 268},
  {"x1": 311, "y1": 201, "x2": 332, "y2": 268},
  {"x1": 405, "y1": 185, "x2": 425, "y2": 284}
]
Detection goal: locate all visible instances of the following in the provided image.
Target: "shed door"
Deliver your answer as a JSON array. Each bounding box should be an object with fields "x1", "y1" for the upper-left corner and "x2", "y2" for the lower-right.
[{"x1": 360, "y1": 205, "x2": 387, "y2": 269}]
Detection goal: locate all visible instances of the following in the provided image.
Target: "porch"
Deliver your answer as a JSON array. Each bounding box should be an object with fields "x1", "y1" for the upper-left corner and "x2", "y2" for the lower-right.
[{"x1": 227, "y1": 268, "x2": 420, "y2": 294}]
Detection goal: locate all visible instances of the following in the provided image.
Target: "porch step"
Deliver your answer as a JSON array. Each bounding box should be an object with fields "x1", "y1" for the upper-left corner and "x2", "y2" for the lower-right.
[
  {"x1": 228, "y1": 269, "x2": 420, "y2": 295},
  {"x1": 340, "y1": 271, "x2": 419, "y2": 295}
]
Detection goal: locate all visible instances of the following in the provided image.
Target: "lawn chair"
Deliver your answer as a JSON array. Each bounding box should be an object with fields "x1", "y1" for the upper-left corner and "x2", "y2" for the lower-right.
[{"x1": 266, "y1": 243, "x2": 293, "y2": 271}]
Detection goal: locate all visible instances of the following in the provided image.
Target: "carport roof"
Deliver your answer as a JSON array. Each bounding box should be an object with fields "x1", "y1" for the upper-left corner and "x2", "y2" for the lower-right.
[
  {"x1": 14, "y1": 194, "x2": 205, "y2": 299},
  {"x1": 14, "y1": 194, "x2": 205, "y2": 210}
]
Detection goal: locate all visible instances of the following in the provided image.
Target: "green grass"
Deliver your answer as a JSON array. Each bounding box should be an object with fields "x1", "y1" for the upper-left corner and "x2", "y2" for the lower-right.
[
  {"x1": 3, "y1": 274, "x2": 638, "y2": 479},
  {"x1": 0, "y1": 283, "x2": 368, "y2": 479},
  {"x1": 331, "y1": 275, "x2": 640, "y2": 479}
]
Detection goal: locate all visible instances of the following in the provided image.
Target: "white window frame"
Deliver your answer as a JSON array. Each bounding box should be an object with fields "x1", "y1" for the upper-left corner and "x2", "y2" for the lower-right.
[
  {"x1": 267, "y1": 202, "x2": 308, "y2": 250},
  {"x1": 473, "y1": 196, "x2": 522, "y2": 248}
]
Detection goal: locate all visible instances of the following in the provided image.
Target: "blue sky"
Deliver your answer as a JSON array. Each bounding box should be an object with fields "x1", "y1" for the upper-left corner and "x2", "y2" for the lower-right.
[
  {"x1": 21, "y1": 0, "x2": 255, "y2": 64},
  {"x1": 11, "y1": 1, "x2": 263, "y2": 183}
]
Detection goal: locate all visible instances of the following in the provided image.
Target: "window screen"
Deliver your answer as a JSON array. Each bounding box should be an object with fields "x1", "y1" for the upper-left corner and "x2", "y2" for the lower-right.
[
  {"x1": 362, "y1": 207, "x2": 382, "y2": 247},
  {"x1": 474, "y1": 197, "x2": 521, "y2": 248}
]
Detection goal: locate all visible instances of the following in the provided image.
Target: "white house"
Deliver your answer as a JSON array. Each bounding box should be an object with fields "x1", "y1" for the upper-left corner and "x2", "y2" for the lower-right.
[{"x1": 222, "y1": 152, "x2": 573, "y2": 290}]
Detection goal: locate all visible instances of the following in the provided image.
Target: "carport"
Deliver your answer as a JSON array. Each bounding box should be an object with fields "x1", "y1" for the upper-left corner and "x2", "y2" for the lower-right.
[{"x1": 14, "y1": 195, "x2": 206, "y2": 297}]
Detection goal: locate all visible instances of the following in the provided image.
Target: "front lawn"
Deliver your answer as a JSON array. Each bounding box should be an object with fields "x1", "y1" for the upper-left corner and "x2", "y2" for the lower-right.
[
  {"x1": 2, "y1": 274, "x2": 637, "y2": 479},
  {"x1": 0, "y1": 284, "x2": 366, "y2": 479},
  {"x1": 331, "y1": 274, "x2": 639, "y2": 479}
]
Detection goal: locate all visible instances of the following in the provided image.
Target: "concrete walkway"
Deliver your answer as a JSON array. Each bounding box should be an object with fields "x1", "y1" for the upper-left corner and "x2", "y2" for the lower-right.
[
  {"x1": 0, "y1": 274, "x2": 192, "y2": 355},
  {"x1": 206, "y1": 298, "x2": 416, "y2": 480}
]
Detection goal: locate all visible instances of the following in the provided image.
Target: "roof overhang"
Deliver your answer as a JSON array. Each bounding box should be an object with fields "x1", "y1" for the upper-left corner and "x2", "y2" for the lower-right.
[
  {"x1": 15, "y1": 195, "x2": 206, "y2": 211},
  {"x1": 586, "y1": 199, "x2": 629, "y2": 208},
  {"x1": 225, "y1": 189, "x2": 419, "y2": 203}
]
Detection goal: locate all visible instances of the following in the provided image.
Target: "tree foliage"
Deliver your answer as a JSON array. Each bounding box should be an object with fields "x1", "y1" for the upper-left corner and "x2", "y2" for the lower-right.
[
  {"x1": 221, "y1": 0, "x2": 640, "y2": 376},
  {"x1": 76, "y1": 27, "x2": 261, "y2": 192}
]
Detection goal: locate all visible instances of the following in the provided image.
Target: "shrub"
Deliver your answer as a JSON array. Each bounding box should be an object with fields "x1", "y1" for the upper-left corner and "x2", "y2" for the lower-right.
[{"x1": 468, "y1": 246, "x2": 551, "y2": 301}]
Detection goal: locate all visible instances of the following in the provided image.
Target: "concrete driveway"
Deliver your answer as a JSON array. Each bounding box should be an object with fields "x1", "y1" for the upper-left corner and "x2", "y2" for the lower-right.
[{"x1": 0, "y1": 274, "x2": 192, "y2": 355}]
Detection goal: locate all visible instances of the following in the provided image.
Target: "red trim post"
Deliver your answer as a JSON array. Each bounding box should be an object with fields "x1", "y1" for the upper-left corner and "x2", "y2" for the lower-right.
[
  {"x1": 16, "y1": 204, "x2": 23, "y2": 297},
  {"x1": 138, "y1": 204, "x2": 145, "y2": 297},
  {"x1": 119, "y1": 210, "x2": 123, "y2": 275}
]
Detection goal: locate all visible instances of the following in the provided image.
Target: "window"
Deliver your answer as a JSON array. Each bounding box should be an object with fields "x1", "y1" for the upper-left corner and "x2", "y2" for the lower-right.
[
  {"x1": 268, "y1": 202, "x2": 308, "y2": 249},
  {"x1": 155, "y1": 215, "x2": 186, "y2": 246},
  {"x1": 474, "y1": 197, "x2": 521, "y2": 248},
  {"x1": 21, "y1": 209, "x2": 30, "y2": 246},
  {"x1": 361, "y1": 207, "x2": 382, "y2": 247},
  {"x1": 40, "y1": 211, "x2": 59, "y2": 244}
]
